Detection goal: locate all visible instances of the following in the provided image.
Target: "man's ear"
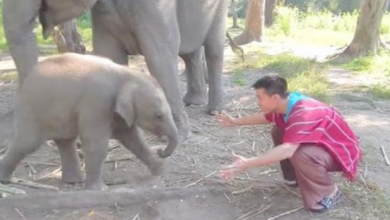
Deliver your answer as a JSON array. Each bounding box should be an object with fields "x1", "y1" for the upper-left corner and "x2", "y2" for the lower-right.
[
  {"x1": 115, "y1": 83, "x2": 137, "y2": 127},
  {"x1": 270, "y1": 93, "x2": 278, "y2": 101}
]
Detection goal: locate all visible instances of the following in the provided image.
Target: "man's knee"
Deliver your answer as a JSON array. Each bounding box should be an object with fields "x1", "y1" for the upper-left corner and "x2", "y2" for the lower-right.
[{"x1": 290, "y1": 145, "x2": 317, "y2": 167}]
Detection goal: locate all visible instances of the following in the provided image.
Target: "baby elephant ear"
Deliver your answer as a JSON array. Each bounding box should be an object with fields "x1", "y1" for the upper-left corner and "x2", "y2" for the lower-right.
[{"x1": 115, "y1": 83, "x2": 137, "y2": 127}]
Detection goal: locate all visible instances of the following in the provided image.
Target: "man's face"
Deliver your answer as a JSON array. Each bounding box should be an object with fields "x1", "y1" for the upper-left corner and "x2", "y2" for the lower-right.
[{"x1": 255, "y1": 88, "x2": 280, "y2": 114}]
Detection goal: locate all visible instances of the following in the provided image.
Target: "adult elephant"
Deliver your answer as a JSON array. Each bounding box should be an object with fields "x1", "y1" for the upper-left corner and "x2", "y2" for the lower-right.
[{"x1": 2, "y1": 0, "x2": 228, "y2": 140}]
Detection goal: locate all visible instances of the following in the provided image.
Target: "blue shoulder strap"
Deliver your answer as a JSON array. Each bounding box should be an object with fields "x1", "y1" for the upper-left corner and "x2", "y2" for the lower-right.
[{"x1": 284, "y1": 91, "x2": 311, "y2": 122}]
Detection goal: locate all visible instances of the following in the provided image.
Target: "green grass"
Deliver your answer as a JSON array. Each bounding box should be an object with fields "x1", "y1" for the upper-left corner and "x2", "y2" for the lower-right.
[
  {"x1": 0, "y1": 71, "x2": 17, "y2": 82},
  {"x1": 341, "y1": 56, "x2": 374, "y2": 72},
  {"x1": 341, "y1": 177, "x2": 390, "y2": 219},
  {"x1": 231, "y1": 51, "x2": 330, "y2": 102},
  {"x1": 327, "y1": 50, "x2": 390, "y2": 100},
  {"x1": 367, "y1": 84, "x2": 390, "y2": 99},
  {"x1": 233, "y1": 69, "x2": 246, "y2": 86},
  {"x1": 0, "y1": 2, "x2": 6, "y2": 51},
  {"x1": 330, "y1": 50, "x2": 390, "y2": 75},
  {"x1": 338, "y1": 142, "x2": 390, "y2": 219}
]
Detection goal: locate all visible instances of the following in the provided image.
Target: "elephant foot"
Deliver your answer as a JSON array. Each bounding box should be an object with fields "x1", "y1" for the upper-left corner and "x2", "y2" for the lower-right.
[
  {"x1": 0, "y1": 160, "x2": 12, "y2": 184},
  {"x1": 62, "y1": 172, "x2": 85, "y2": 184},
  {"x1": 85, "y1": 181, "x2": 108, "y2": 191},
  {"x1": 183, "y1": 92, "x2": 207, "y2": 107},
  {"x1": 173, "y1": 112, "x2": 191, "y2": 142},
  {"x1": 208, "y1": 109, "x2": 223, "y2": 116},
  {"x1": 207, "y1": 101, "x2": 225, "y2": 116},
  {"x1": 176, "y1": 122, "x2": 191, "y2": 142},
  {"x1": 0, "y1": 174, "x2": 11, "y2": 184},
  {"x1": 178, "y1": 128, "x2": 191, "y2": 143}
]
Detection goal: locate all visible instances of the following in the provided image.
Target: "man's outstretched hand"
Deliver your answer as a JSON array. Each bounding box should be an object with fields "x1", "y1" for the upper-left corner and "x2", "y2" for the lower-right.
[
  {"x1": 220, "y1": 152, "x2": 249, "y2": 180},
  {"x1": 215, "y1": 113, "x2": 237, "y2": 127}
]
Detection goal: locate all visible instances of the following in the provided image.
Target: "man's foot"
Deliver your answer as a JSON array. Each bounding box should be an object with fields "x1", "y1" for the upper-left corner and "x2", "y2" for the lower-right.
[{"x1": 309, "y1": 186, "x2": 341, "y2": 213}]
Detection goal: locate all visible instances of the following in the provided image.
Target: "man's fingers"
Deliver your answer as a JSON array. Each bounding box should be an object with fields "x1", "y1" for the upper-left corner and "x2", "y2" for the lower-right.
[
  {"x1": 232, "y1": 152, "x2": 245, "y2": 161},
  {"x1": 220, "y1": 170, "x2": 236, "y2": 179},
  {"x1": 221, "y1": 164, "x2": 237, "y2": 171}
]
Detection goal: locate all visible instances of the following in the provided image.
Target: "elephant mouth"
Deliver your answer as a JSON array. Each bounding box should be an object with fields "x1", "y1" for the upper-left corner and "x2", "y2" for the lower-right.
[
  {"x1": 157, "y1": 133, "x2": 169, "y2": 143},
  {"x1": 153, "y1": 129, "x2": 168, "y2": 142}
]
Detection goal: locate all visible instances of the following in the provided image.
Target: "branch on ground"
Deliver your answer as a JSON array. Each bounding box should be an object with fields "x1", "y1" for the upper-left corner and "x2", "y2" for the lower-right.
[{"x1": 226, "y1": 32, "x2": 245, "y2": 62}]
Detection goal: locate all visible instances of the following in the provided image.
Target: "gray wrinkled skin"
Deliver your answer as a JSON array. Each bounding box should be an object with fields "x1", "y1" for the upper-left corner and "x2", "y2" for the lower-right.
[
  {"x1": 2, "y1": 0, "x2": 228, "y2": 140},
  {"x1": 0, "y1": 53, "x2": 179, "y2": 191}
]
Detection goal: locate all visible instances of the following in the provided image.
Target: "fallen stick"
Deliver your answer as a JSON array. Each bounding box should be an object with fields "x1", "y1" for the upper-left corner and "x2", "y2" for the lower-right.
[
  {"x1": 363, "y1": 164, "x2": 368, "y2": 178},
  {"x1": 267, "y1": 206, "x2": 304, "y2": 220},
  {"x1": 237, "y1": 204, "x2": 272, "y2": 220},
  {"x1": 132, "y1": 212, "x2": 141, "y2": 220},
  {"x1": 14, "y1": 208, "x2": 27, "y2": 220},
  {"x1": 0, "y1": 183, "x2": 26, "y2": 195},
  {"x1": 105, "y1": 155, "x2": 133, "y2": 163},
  {"x1": 34, "y1": 167, "x2": 62, "y2": 181},
  {"x1": 281, "y1": 183, "x2": 301, "y2": 198},
  {"x1": 232, "y1": 186, "x2": 254, "y2": 195},
  {"x1": 236, "y1": 208, "x2": 258, "y2": 220},
  {"x1": 10, "y1": 178, "x2": 59, "y2": 191},
  {"x1": 223, "y1": 192, "x2": 232, "y2": 203},
  {"x1": 380, "y1": 146, "x2": 390, "y2": 166},
  {"x1": 22, "y1": 161, "x2": 60, "y2": 166},
  {"x1": 186, "y1": 171, "x2": 217, "y2": 188},
  {"x1": 105, "y1": 179, "x2": 127, "y2": 186},
  {"x1": 0, "y1": 185, "x2": 230, "y2": 211}
]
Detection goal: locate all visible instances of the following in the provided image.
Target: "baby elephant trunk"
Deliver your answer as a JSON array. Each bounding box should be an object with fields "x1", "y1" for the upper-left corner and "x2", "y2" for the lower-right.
[{"x1": 157, "y1": 125, "x2": 179, "y2": 158}]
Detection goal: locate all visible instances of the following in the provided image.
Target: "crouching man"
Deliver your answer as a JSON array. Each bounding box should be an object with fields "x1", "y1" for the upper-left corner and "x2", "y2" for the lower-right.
[{"x1": 216, "y1": 75, "x2": 362, "y2": 213}]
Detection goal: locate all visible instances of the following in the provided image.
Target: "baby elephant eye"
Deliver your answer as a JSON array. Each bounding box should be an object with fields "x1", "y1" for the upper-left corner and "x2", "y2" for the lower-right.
[{"x1": 155, "y1": 114, "x2": 164, "y2": 120}]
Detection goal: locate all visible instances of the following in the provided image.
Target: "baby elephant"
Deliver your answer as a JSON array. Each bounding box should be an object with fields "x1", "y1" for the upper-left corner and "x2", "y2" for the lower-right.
[{"x1": 0, "y1": 53, "x2": 179, "y2": 190}]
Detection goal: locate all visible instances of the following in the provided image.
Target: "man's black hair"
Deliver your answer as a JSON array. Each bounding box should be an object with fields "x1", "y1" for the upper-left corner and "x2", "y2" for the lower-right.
[{"x1": 251, "y1": 75, "x2": 289, "y2": 98}]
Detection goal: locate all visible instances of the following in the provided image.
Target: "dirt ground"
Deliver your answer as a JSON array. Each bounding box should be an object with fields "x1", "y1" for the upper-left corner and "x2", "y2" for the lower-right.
[{"x1": 0, "y1": 43, "x2": 389, "y2": 220}]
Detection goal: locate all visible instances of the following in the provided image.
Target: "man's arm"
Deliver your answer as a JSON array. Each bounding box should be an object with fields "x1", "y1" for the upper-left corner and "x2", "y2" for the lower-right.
[
  {"x1": 220, "y1": 143, "x2": 300, "y2": 180},
  {"x1": 245, "y1": 143, "x2": 299, "y2": 169},
  {"x1": 233, "y1": 112, "x2": 270, "y2": 126}
]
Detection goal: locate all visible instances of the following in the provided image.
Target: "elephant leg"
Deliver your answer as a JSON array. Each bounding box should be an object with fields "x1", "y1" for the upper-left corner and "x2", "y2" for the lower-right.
[
  {"x1": 181, "y1": 47, "x2": 208, "y2": 106},
  {"x1": 135, "y1": 8, "x2": 190, "y2": 141},
  {"x1": 0, "y1": 117, "x2": 42, "y2": 183},
  {"x1": 79, "y1": 133, "x2": 109, "y2": 191},
  {"x1": 79, "y1": 117, "x2": 110, "y2": 191},
  {"x1": 203, "y1": 42, "x2": 225, "y2": 115},
  {"x1": 114, "y1": 126, "x2": 163, "y2": 176},
  {"x1": 91, "y1": 11, "x2": 128, "y2": 65},
  {"x1": 54, "y1": 138, "x2": 84, "y2": 184},
  {"x1": 203, "y1": 4, "x2": 228, "y2": 115},
  {"x1": 3, "y1": 0, "x2": 41, "y2": 86},
  {"x1": 180, "y1": 47, "x2": 208, "y2": 84}
]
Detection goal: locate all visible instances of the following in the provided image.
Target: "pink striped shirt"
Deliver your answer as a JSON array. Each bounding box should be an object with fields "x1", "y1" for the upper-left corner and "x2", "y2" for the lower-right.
[{"x1": 265, "y1": 96, "x2": 362, "y2": 181}]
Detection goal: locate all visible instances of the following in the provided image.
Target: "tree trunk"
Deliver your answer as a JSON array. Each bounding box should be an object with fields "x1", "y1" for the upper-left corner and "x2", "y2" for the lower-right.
[
  {"x1": 231, "y1": 0, "x2": 240, "y2": 28},
  {"x1": 52, "y1": 19, "x2": 86, "y2": 54},
  {"x1": 234, "y1": 0, "x2": 265, "y2": 46},
  {"x1": 265, "y1": 0, "x2": 284, "y2": 27},
  {"x1": 265, "y1": 0, "x2": 277, "y2": 27},
  {"x1": 340, "y1": 0, "x2": 387, "y2": 57}
]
